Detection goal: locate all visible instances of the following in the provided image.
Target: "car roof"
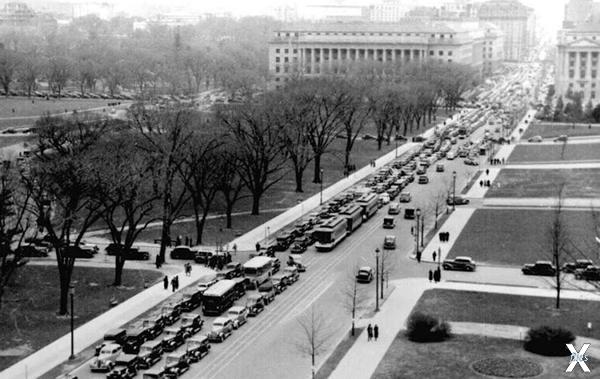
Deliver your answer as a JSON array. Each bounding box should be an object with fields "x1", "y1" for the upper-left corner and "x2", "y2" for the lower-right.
[
  {"x1": 455, "y1": 256, "x2": 472, "y2": 261},
  {"x1": 359, "y1": 266, "x2": 372, "y2": 271},
  {"x1": 214, "y1": 317, "x2": 229, "y2": 323},
  {"x1": 535, "y1": 260, "x2": 553, "y2": 265},
  {"x1": 228, "y1": 305, "x2": 246, "y2": 312},
  {"x1": 101, "y1": 343, "x2": 122, "y2": 350}
]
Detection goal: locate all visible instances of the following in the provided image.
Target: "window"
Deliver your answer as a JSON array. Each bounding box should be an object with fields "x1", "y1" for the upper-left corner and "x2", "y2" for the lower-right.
[
  {"x1": 284, "y1": 57, "x2": 289, "y2": 63},
  {"x1": 275, "y1": 57, "x2": 280, "y2": 63},
  {"x1": 580, "y1": 70, "x2": 586, "y2": 79},
  {"x1": 285, "y1": 33, "x2": 290, "y2": 37},
  {"x1": 593, "y1": 70, "x2": 597, "y2": 79},
  {"x1": 294, "y1": 32, "x2": 299, "y2": 37},
  {"x1": 448, "y1": 51, "x2": 453, "y2": 56},
  {"x1": 275, "y1": 77, "x2": 280, "y2": 82},
  {"x1": 293, "y1": 49, "x2": 297, "y2": 54},
  {"x1": 431, "y1": 34, "x2": 435, "y2": 38},
  {"x1": 488, "y1": 53, "x2": 492, "y2": 59},
  {"x1": 284, "y1": 66, "x2": 288, "y2": 73},
  {"x1": 284, "y1": 49, "x2": 288, "y2": 54},
  {"x1": 592, "y1": 91, "x2": 596, "y2": 99},
  {"x1": 593, "y1": 83, "x2": 597, "y2": 88},
  {"x1": 275, "y1": 48, "x2": 280, "y2": 53},
  {"x1": 429, "y1": 51, "x2": 434, "y2": 56},
  {"x1": 569, "y1": 70, "x2": 575, "y2": 78},
  {"x1": 569, "y1": 83, "x2": 574, "y2": 88},
  {"x1": 448, "y1": 59, "x2": 452, "y2": 62},
  {"x1": 449, "y1": 34, "x2": 453, "y2": 38},
  {"x1": 439, "y1": 51, "x2": 443, "y2": 56},
  {"x1": 440, "y1": 34, "x2": 445, "y2": 38},
  {"x1": 275, "y1": 66, "x2": 280, "y2": 73}
]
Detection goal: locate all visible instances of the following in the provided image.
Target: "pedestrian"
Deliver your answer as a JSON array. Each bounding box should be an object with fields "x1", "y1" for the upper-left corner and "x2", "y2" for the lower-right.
[
  {"x1": 255, "y1": 242, "x2": 261, "y2": 253},
  {"x1": 374, "y1": 325, "x2": 379, "y2": 341},
  {"x1": 486, "y1": 168, "x2": 489, "y2": 176},
  {"x1": 433, "y1": 268, "x2": 440, "y2": 283},
  {"x1": 416, "y1": 251, "x2": 421, "y2": 263},
  {"x1": 479, "y1": 180, "x2": 483, "y2": 187},
  {"x1": 185, "y1": 263, "x2": 190, "y2": 276},
  {"x1": 226, "y1": 252, "x2": 232, "y2": 263},
  {"x1": 446, "y1": 232, "x2": 450, "y2": 241},
  {"x1": 367, "y1": 324, "x2": 373, "y2": 341},
  {"x1": 502, "y1": 157, "x2": 505, "y2": 164},
  {"x1": 428, "y1": 269, "x2": 433, "y2": 282},
  {"x1": 155, "y1": 255, "x2": 161, "y2": 269},
  {"x1": 176, "y1": 235, "x2": 182, "y2": 246},
  {"x1": 163, "y1": 275, "x2": 168, "y2": 290},
  {"x1": 175, "y1": 275, "x2": 179, "y2": 291},
  {"x1": 438, "y1": 232, "x2": 443, "y2": 242},
  {"x1": 486, "y1": 180, "x2": 491, "y2": 187},
  {"x1": 171, "y1": 277, "x2": 176, "y2": 292},
  {"x1": 411, "y1": 226, "x2": 414, "y2": 235},
  {"x1": 432, "y1": 251, "x2": 437, "y2": 262}
]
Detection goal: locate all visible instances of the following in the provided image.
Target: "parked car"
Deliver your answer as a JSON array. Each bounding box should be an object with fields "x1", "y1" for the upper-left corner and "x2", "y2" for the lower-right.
[
  {"x1": 207, "y1": 317, "x2": 234, "y2": 342},
  {"x1": 224, "y1": 262, "x2": 243, "y2": 277},
  {"x1": 522, "y1": 261, "x2": 556, "y2": 276},
  {"x1": 15, "y1": 245, "x2": 49, "y2": 257},
  {"x1": 447, "y1": 196, "x2": 470, "y2": 205},
  {"x1": 436, "y1": 164, "x2": 445, "y2": 172},
  {"x1": 180, "y1": 289, "x2": 203, "y2": 313},
  {"x1": 185, "y1": 336, "x2": 211, "y2": 362},
  {"x1": 164, "y1": 351, "x2": 190, "y2": 377},
  {"x1": 399, "y1": 192, "x2": 412, "y2": 203},
  {"x1": 270, "y1": 274, "x2": 288, "y2": 294},
  {"x1": 418, "y1": 175, "x2": 429, "y2": 184},
  {"x1": 122, "y1": 327, "x2": 149, "y2": 354},
  {"x1": 137, "y1": 340, "x2": 163, "y2": 369},
  {"x1": 194, "y1": 250, "x2": 214, "y2": 265},
  {"x1": 95, "y1": 329, "x2": 127, "y2": 356},
  {"x1": 227, "y1": 305, "x2": 249, "y2": 329},
  {"x1": 258, "y1": 280, "x2": 277, "y2": 302},
  {"x1": 106, "y1": 354, "x2": 140, "y2": 379},
  {"x1": 383, "y1": 235, "x2": 396, "y2": 249},
  {"x1": 290, "y1": 243, "x2": 307, "y2": 254},
  {"x1": 246, "y1": 293, "x2": 265, "y2": 316},
  {"x1": 288, "y1": 254, "x2": 306, "y2": 272},
  {"x1": 575, "y1": 265, "x2": 600, "y2": 281},
  {"x1": 554, "y1": 135, "x2": 568, "y2": 142},
  {"x1": 464, "y1": 158, "x2": 479, "y2": 166},
  {"x1": 65, "y1": 245, "x2": 95, "y2": 258},
  {"x1": 528, "y1": 135, "x2": 543, "y2": 143},
  {"x1": 162, "y1": 327, "x2": 186, "y2": 352},
  {"x1": 90, "y1": 343, "x2": 123, "y2": 372},
  {"x1": 170, "y1": 246, "x2": 196, "y2": 260},
  {"x1": 562, "y1": 259, "x2": 594, "y2": 273},
  {"x1": 388, "y1": 202, "x2": 401, "y2": 215},
  {"x1": 442, "y1": 257, "x2": 476, "y2": 271},
  {"x1": 383, "y1": 217, "x2": 395, "y2": 229},
  {"x1": 356, "y1": 266, "x2": 374, "y2": 283},
  {"x1": 141, "y1": 317, "x2": 164, "y2": 339},
  {"x1": 180, "y1": 313, "x2": 203, "y2": 338},
  {"x1": 161, "y1": 303, "x2": 183, "y2": 325},
  {"x1": 141, "y1": 367, "x2": 167, "y2": 379},
  {"x1": 274, "y1": 232, "x2": 295, "y2": 251},
  {"x1": 282, "y1": 266, "x2": 300, "y2": 284}
]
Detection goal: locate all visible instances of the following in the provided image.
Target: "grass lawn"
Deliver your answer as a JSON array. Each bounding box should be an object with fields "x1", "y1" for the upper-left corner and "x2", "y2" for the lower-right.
[
  {"x1": 487, "y1": 168, "x2": 600, "y2": 198},
  {"x1": 509, "y1": 143, "x2": 600, "y2": 163},
  {"x1": 0, "y1": 265, "x2": 161, "y2": 370},
  {"x1": 523, "y1": 122, "x2": 600, "y2": 139},
  {"x1": 0, "y1": 97, "x2": 118, "y2": 118},
  {"x1": 373, "y1": 333, "x2": 596, "y2": 379},
  {"x1": 413, "y1": 289, "x2": 600, "y2": 340},
  {"x1": 448, "y1": 209, "x2": 597, "y2": 265},
  {"x1": 0, "y1": 135, "x2": 36, "y2": 149}
]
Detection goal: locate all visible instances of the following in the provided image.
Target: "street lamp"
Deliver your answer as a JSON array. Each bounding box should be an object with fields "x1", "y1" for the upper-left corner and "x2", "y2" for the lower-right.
[
  {"x1": 394, "y1": 134, "x2": 398, "y2": 158},
  {"x1": 375, "y1": 248, "x2": 380, "y2": 312},
  {"x1": 415, "y1": 208, "x2": 421, "y2": 260},
  {"x1": 69, "y1": 284, "x2": 75, "y2": 360},
  {"x1": 319, "y1": 169, "x2": 324, "y2": 205},
  {"x1": 452, "y1": 171, "x2": 457, "y2": 211}
]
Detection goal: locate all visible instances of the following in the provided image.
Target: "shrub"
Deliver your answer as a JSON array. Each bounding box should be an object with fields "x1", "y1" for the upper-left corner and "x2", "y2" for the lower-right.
[
  {"x1": 406, "y1": 312, "x2": 451, "y2": 342},
  {"x1": 524, "y1": 325, "x2": 575, "y2": 356}
]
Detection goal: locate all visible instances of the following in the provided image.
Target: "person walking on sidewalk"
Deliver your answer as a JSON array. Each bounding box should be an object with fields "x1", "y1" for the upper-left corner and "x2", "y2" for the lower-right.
[
  {"x1": 432, "y1": 251, "x2": 437, "y2": 262},
  {"x1": 174, "y1": 275, "x2": 179, "y2": 291},
  {"x1": 163, "y1": 275, "x2": 168, "y2": 290},
  {"x1": 171, "y1": 277, "x2": 176, "y2": 292},
  {"x1": 374, "y1": 325, "x2": 379, "y2": 341},
  {"x1": 428, "y1": 270, "x2": 433, "y2": 282},
  {"x1": 367, "y1": 324, "x2": 373, "y2": 341}
]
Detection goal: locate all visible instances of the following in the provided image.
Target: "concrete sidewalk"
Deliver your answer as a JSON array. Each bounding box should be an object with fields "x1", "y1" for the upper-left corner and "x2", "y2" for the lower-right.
[
  {"x1": 0, "y1": 266, "x2": 216, "y2": 379},
  {"x1": 465, "y1": 168, "x2": 501, "y2": 198},
  {"x1": 483, "y1": 197, "x2": 600, "y2": 208},
  {"x1": 419, "y1": 208, "x2": 475, "y2": 264}
]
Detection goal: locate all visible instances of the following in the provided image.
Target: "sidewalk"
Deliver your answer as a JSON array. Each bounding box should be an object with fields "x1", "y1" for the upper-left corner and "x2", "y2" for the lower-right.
[
  {"x1": 419, "y1": 208, "x2": 475, "y2": 264},
  {"x1": 465, "y1": 168, "x2": 501, "y2": 198},
  {"x1": 0, "y1": 265, "x2": 216, "y2": 379},
  {"x1": 328, "y1": 278, "x2": 430, "y2": 379},
  {"x1": 483, "y1": 197, "x2": 600, "y2": 208}
]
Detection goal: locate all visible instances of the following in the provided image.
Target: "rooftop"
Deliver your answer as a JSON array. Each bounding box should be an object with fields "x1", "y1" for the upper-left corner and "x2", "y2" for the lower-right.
[{"x1": 276, "y1": 21, "x2": 482, "y2": 34}]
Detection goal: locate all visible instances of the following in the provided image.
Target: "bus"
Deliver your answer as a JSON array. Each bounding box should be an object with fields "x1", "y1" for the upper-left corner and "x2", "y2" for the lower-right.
[
  {"x1": 313, "y1": 216, "x2": 348, "y2": 252},
  {"x1": 356, "y1": 193, "x2": 379, "y2": 220},
  {"x1": 243, "y1": 256, "x2": 273, "y2": 289},
  {"x1": 339, "y1": 204, "x2": 363, "y2": 233},
  {"x1": 202, "y1": 279, "x2": 237, "y2": 316}
]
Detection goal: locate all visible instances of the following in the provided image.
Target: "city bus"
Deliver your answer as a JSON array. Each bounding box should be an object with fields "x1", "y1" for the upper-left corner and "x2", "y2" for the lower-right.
[
  {"x1": 313, "y1": 216, "x2": 348, "y2": 252},
  {"x1": 339, "y1": 204, "x2": 363, "y2": 233},
  {"x1": 201, "y1": 279, "x2": 237, "y2": 316},
  {"x1": 243, "y1": 256, "x2": 273, "y2": 289},
  {"x1": 356, "y1": 193, "x2": 379, "y2": 220}
]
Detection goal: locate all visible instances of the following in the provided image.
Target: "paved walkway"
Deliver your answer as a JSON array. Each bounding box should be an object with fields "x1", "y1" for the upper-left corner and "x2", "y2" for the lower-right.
[
  {"x1": 465, "y1": 168, "x2": 501, "y2": 198},
  {"x1": 483, "y1": 197, "x2": 600, "y2": 208},
  {"x1": 418, "y1": 208, "x2": 475, "y2": 264},
  {"x1": 503, "y1": 162, "x2": 600, "y2": 169},
  {"x1": 0, "y1": 265, "x2": 216, "y2": 379}
]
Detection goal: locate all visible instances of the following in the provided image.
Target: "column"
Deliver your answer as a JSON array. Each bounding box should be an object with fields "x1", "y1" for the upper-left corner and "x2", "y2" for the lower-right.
[
  {"x1": 310, "y1": 48, "x2": 315, "y2": 75},
  {"x1": 319, "y1": 48, "x2": 324, "y2": 74}
]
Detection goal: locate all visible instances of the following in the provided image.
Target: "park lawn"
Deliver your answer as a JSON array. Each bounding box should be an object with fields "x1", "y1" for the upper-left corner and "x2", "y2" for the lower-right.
[
  {"x1": 448, "y1": 209, "x2": 597, "y2": 265},
  {"x1": 486, "y1": 168, "x2": 600, "y2": 198},
  {"x1": 0, "y1": 135, "x2": 36, "y2": 149},
  {"x1": 412, "y1": 289, "x2": 600, "y2": 340},
  {"x1": 0, "y1": 97, "x2": 118, "y2": 118},
  {"x1": 509, "y1": 143, "x2": 600, "y2": 163},
  {"x1": 373, "y1": 333, "x2": 596, "y2": 379},
  {"x1": 0, "y1": 265, "x2": 161, "y2": 370},
  {"x1": 523, "y1": 122, "x2": 600, "y2": 139}
]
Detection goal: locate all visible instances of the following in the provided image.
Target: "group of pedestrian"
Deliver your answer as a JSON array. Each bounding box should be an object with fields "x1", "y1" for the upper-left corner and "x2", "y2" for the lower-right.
[
  {"x1": 479, "y1": 180, "x2": 492, "y2": 187},
  {"x1": 163, "y1": 275, "x2": 180, "y2": 291},
  {"x1": 489, "y1": 158, "x2": 504, "y2": 165},
  {"x1": 367, "y1": 324, "x2": 380, "y2": 341},
  {"x1": 428, "y1": 268, "x2": 442, "y2": 283},
  {"x1": 438, "y1": 231, "x2": 450, "y2": 242},
  {"x1": 175, "y1": 235, "x2": 194, "y2": 247},
  {"x1": 369, "y1": 160, "x2": 377, "y2": 167},
  {"x1": 184, "y1": 262, "x2": 192, "y2": 276},
  {"x1": 207, "y1": 252, "x2": 232, "y2": 271}
]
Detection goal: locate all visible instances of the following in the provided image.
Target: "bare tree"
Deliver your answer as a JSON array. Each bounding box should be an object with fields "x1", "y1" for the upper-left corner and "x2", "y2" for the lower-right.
[
  {"x1": 547, "y1": 184, "x2": 569, "y2": 309},
  {"x1": 215, "y1": 148, "x2": 247, "y2": 229},
  {"x1": 18, "y1": 52, "x2": 40, "y2": 98},
  {"x1": 295, "y1": 306, "x2": 334, "y2": 379},
  {"x1": 341, "y1": 266, "x2": 367, "y2": 336},
  {"x1": 430, "y1": 187, "x2": 449, "y2": 230},
  {"x1": 47, "y1": 56, "x2": 71, "y2": 97},
  {"x1": 0, "y1": 48, "x2": 20, "y2": 96},
  {"x1": 338, "y1": 82, "x2": 371, "y2": 169}
]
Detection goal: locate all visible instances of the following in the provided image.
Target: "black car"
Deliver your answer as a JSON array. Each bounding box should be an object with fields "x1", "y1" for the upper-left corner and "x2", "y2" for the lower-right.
[
  {"x1": 96, "y1": 328, "x2": 127, "y2": 356},
  {"x1": 522, "y1": 261, "x2": 556, "y2": 276},
  {"x1": 106, "y1": 244, "x2": 150, "y2": 261},
  {"x1": 180, "y1": 289, "x2": 203, "y2": 312},
  {"x1": 141, "y1": 318, "x2": 164, "y2": 339},
  {"x1": 290, "y1": 243, "x2": 307, "y2": 254},
  {"x1": 106, "y1": 354, "x2": 140, "y2": 379},
  {"x1": 161, "y1": 304, "x2": 183, "y2": 326},
  {"x1": 186, "y1": 336, "x2": 211, "y2": 363},
  {"x1": 575, "y1": 266, "x2": 600, "y2": 281},
  {"x1": 274, "y1": 232, "x2": 294, "y2": 251},
  {"x1": 224, "y1": 261, "x2": 243, "y2": 277},
  {"x1": 137, "y1": 340, "x2": 163, "y2": 369},
  {"x1": 15, "y1": 245, "x2": 49, "y2": 257},
  {"x1": 194, "y1": 250, "x2": 213, "y2": 264},
  {"x1": 170, "y1": 246, "x2": 196, "y2": 260},
  {"x1": 162, "y1": 327, "x2": 186, "y2": 352},
  {"x1": 446, "y1": 196, "x2": 470, "y2": 206},
  {"x1": 122, "y1": 327, "x2": 149, "y2": 354},
  {"x1": 64, "y1": 245, "x2": 94, "y2": 258},
  {"x1": 180, "y1": 313, "x2": 203, "y2": 338},
  {"x1": 562, "y1": 259, "x2": 594, "y2": 273},
  {"x1": 164, "y1": 351, "x2": 190, "y2": 377},
  {"x1": 232, "y1": 277, "x2": 249, "y2": 300}
]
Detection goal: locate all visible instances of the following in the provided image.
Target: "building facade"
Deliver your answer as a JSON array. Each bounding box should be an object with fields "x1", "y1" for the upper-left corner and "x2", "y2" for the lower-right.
[
  {"x1": 555, "y1": 25, "x2": 600, "y2": 104},
  {"x1": 478, "y1": 0, "x2": 535, "y2": 61},
  {"x1": 0, "y1": 2, "x2": 35, "y2": 24},
  {"x1": 367, "y1": 0, "x2": 410, "y2": 23},
  {"x1": 268, "y1": 22, "x2": 502, "y2": 85}
]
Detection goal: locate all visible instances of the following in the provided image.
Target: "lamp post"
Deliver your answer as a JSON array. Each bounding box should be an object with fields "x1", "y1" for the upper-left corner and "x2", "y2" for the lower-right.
[
  {"x1": 452, "y1": 171, "x2": 457, "y2": 211},
  {"x1": 375, "y1": 248, "x2": 380, "y2": 312},
  {"x1": 395, "y1": 134, "x2": 398, "y2": 158},
  {"x1": 415, "y1": 208, "x2": 421, "y2": 258},
  {"x1": 319, "y1": 169, "x2": 324, "y2": 205},
  {"x1": 69, "y1": 285, "x2": 75, "y2": 360}
]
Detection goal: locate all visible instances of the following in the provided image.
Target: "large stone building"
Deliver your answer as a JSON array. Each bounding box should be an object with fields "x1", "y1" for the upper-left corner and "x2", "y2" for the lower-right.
[
  {"x1": 268, "y1": 21, "x2": 503, "y2": 85},
  {"x1": 0, "y1": 2, "x2": 35, "y2": 24},
  {"x1": 555, "y1": 24, "x2": 600, "y2": 104},
  {"x1": 478, "y1": 0, "x2": 535, "y2": 61}
]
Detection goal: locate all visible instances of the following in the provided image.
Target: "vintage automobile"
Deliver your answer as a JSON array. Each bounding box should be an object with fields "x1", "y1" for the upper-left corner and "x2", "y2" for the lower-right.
[
  {"x1": 447, "y1": 196, "x2": 470, "y2": 206},
  {"x1": 356, "y1": 266, "x2": 374, "y2": 283},
  {"x1": 290, "y1": 243, "x2": 307, "y2": 254},
  {"x1": 288, "y1": 254, "x2": 307, "y2": 272},
  {"x1": 180, "y1": 313, "x2": 204, "y2": 338},
  {"x1": 161, "y1": 303, "x2": 183, "y2": 325},
  {"x1": 207, "y1": 317, "x2": 234, "y2": 342},
  {"x1": 383, "y1": 217, "x2": 395, "y2": 229},
  {"x1": 442, "y1": 257, "x2": 477, "y2": 271},
  {"x1": 521, "y1": 261, "x2": 556, "y2": 276},
  {"x1": 180, "y1": 289, "x2": 203, "y2": 313},
  {"x1": 106, "y1": 354, "x2": 140, "y2": 379},
  {"x1": 141, "y1": 366, "x2": 167, "y2": 379},
  {"x1": 216, "y1": 267, "x2": 239, "y2": 280},
  {"x1": 122, "y1": 327, "x2": 149, "y2": 354},
  {"x1": 274, "y1": 231, "x2": 295, "y2": 251},
  {"x1": 575, "y1": 265, "x2": 600, "y2": 281},
  {"x1": 270, "y1": 257, "x2": 281, "y2": 274},
  {"x1": 562, "y1": 259, "x2": 594, "y2": 273},
  {"x1": 137, "y1": 340, "x2": 163, "y2": 369},
  {"x1": 224, "y1": 261, "x2": 243, "y2": 277},
  {"x1": 15, "y1": 245, "x2": 49, "y2": 257},
  {"x1": 258, "y1": 281, "x2": 277, "y2": 303},
  {"x1": 95, "y1": 329, "x2": 127, "y2": 356},
  {"x1": 162, "y1": 327, "x2": 186, "y2": 352},
  {"x1": 383, "y1": 235, "x2": 396, "y2": 250},
  {"x1": 197, "y1": 279, "x2": 218, "y2": 295},
  {"x1": 270, "y1": 274, "x2": 288, "y2": 294},
  {"x1": 246, "y1": 293, "x2": 265, "y2": 316},
  {"x1": 232, "y1": 277, "x2": 249, "y2": 300},
  {"x1": 226, "y1": 305, "x2": 249, "y2": 329},
  {"x1": 170, "y1": 245, "x2": 197, "y2": 260},
  {"x1": 293, "y1": 235, "x2": 315, "y2": 248},
  {"x1": 388, "y1": 202, "x2": 401, "y2": 215},
  {"x1": 282, "y1": 266, "x2": 299, "y2": 284},
  {"x1": 398, "y1": 192, "x2": 412, "y2": 203},
  {"x1": 163, "y1": 351, "x2": 190, "y2": 378},
  {"x1": 90, "y1": 343, "x2": 123, "y2": 372},
  {"x1": 194, "y1": 250, "x2": 214, "y2": 265},
  {"x1": 186, "y1": 336, "x2": 211, "y2": 362},
  {"x1": 141, "y1": 319, "x2": 164, "y2": 340}
]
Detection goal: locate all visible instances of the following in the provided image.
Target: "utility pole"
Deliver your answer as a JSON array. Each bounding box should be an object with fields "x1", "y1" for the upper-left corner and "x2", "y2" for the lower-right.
[{"x1": 375, "y1": 248, "x2": 380, "y2": 312}]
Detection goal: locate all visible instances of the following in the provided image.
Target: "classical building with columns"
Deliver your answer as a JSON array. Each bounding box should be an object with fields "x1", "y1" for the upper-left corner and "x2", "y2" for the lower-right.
[
  {"x1": 556, "y1": 24, "x2": 600, "y2": 103},
  {"x1": 268, "y1": 21, "x2": 503, "y2": 85}
]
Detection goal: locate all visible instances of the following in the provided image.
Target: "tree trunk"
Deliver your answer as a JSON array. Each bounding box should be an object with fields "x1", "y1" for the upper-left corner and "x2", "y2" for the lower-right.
[
  {"x1": 57, "y1": 257, "x2": 75, "y2": 315},
  {"x1": 251, "y1": 193, "x2": 260, "y2": 216},
  {"x1": 294, "y1": 168, "x2": 304, "y2": 193},
  {"x1": 225, "y1": 201, "x2": 234, "y2": 229},
  {"x1": 377, "y1": 136, "x2": 383, "y2": 150},
  {"x1": 312, "y1": 154, "x2": 322, "y2": 184},
  {"x1": 113, "y1": 256, "x2": 125, "y2": 286}
]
